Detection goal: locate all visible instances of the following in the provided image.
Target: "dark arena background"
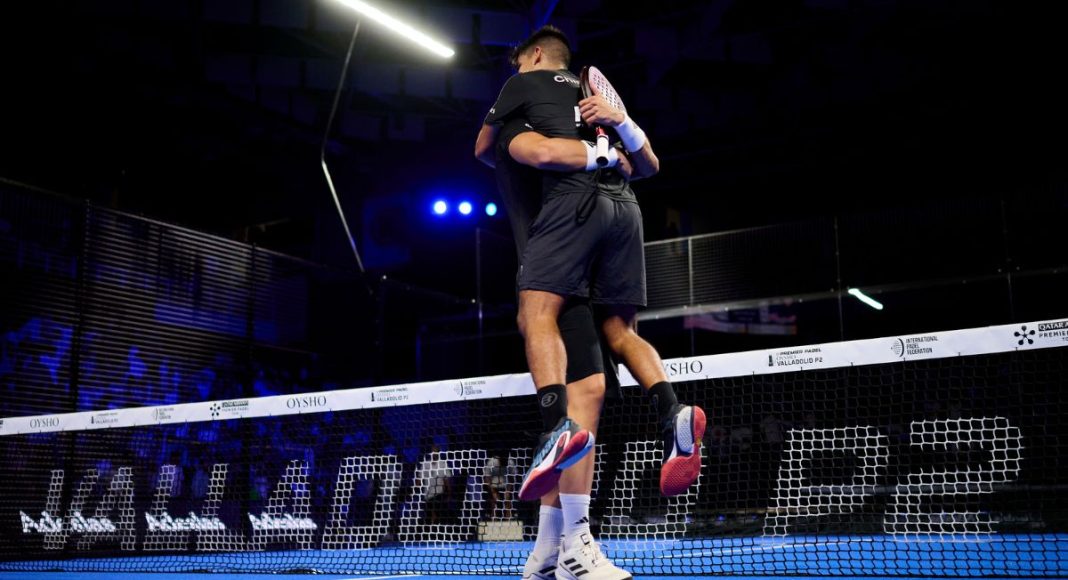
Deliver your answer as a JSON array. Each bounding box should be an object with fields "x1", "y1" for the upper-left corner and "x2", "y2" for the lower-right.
[{"x1": 1, "y1": 1, "x2": 1066, "y2": 579}]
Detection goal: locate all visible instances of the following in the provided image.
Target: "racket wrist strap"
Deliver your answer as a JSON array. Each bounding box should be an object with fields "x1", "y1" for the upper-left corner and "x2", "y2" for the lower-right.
[
  {"x1": 584, "y1": 141, "x2": 619, "y2": 170},
  {"x1": 617, "y1": 115, "x2": 647, "y2": 153}
]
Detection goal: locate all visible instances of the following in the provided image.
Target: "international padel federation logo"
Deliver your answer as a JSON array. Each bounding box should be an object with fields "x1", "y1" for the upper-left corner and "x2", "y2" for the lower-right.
[
  {"x1": 891, "y1": 338, "x2": 905, "y2": 358},
  {"x1": 210, "y1": 403, "x2": 221, "y2": 418}
]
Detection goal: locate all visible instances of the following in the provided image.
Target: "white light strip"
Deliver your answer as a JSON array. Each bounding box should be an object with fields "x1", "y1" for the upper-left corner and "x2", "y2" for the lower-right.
[
  {"x1": 335, "y1": 0, "x2": 455, "y2": 58},
  {"x1": 848, "y1": 287, "x2": 884, "y2": 310}
]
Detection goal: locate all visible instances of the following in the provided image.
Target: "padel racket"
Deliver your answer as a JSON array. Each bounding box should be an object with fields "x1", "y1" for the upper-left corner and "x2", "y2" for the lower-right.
[{"x1": 580, "y1": 65, "x2": 626, "y2": 167}]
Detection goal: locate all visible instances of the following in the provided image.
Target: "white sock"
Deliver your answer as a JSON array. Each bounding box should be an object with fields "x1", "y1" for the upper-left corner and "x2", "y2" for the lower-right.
[
  {"x1": 534, "y1": 505, "x2": 563, "y2": 552},
  {"x1": 559, "y1": 493, "x2": 592, "y2": 544}
]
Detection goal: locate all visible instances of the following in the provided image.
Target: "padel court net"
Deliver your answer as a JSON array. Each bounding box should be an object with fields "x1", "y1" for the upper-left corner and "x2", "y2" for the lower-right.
[{"x1": 1, "y1": 319, "x2": 1067, "y2": 576}]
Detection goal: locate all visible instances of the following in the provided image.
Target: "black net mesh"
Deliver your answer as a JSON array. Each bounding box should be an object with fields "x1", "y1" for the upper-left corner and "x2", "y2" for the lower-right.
[{"x1": 2, "y1": 341, "x2": 1066, "y2": 576}]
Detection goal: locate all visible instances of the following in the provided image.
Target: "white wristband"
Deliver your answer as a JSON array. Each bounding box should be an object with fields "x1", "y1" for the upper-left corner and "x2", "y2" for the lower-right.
[
  {"x1": 584, "y1": 141, "x2": 619, "y2": 170},
  {"x1": 616, "y1": 115, "x2": 647, "y2": 152}
]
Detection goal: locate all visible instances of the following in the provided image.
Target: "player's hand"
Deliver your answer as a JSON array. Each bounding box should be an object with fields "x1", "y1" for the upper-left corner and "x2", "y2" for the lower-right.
[
  {"x1": 579, "y1": 95, "x2": 625, "y2": 127},
  {"x1": 616, "y1": 149, "x2": 635, "y2": 180}
]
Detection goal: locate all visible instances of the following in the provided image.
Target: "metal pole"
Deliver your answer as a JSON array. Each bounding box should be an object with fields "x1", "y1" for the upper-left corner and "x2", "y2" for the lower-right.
[
  {"x1": 476, "y1": 228, "x2": 485, "y2": 373},
  {"x1": 688, "y1": 237, "x2": 695, "y2": 356},
  {"x1": 320, "y1": 19, "x2": 366, "y2": 273},
  {"x1": 833, "y1": 216, "x2": 845, "y2": 341}
]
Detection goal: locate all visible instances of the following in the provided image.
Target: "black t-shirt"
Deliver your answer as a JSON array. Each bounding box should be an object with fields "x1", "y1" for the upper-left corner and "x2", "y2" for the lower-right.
[
  {"x1": 494, "y1": 117, "x2": 541, "y2": 258},
  {"x1": 486, "y1": 70, "x2": 637, "y2": 202},
  {"x1": 486, "y1": 69, "x2": 638, "y2": 211}
]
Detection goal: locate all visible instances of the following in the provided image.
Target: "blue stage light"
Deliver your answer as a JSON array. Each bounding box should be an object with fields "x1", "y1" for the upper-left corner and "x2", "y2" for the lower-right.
[
  {"x1": 485, "y1": 202, "x2": 498, "y2": 216},
  {"x1": 432, "y1": 200, "x2": 447, "y2": 215},
  {"x1": 458, "y1": 201, "x2": 473, "y2": 216}
]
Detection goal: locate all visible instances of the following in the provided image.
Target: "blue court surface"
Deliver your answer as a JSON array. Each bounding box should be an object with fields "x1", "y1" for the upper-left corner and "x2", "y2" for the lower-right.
[
  {"x1": 0, "y1": 577, "x2": 1033, "y2": 580},
  {"x1": 1, "y1": 535, "x2": 1064, "y2": 579}
]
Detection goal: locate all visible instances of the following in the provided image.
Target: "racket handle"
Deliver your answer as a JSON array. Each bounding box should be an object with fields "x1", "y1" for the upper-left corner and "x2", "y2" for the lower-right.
[{"x1": 595, "y1": 128, "x2": 610, "y2": 166}]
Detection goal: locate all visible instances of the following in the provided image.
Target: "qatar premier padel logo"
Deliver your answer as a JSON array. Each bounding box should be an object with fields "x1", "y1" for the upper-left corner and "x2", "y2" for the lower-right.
[{"x1": 1013, "y1": 325, "x2": 1036, "y2": 346}]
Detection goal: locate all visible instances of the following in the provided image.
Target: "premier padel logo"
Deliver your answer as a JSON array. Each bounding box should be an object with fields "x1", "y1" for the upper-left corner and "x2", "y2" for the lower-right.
[
  {"x1": 1037, "y1": 320, "x2": 1068, "y2": 342},
  {"x1": 768, "y1": 347, "x2": 824, "y2": 368},
  {"x1": 371, "y1": 387, "x2": 409, "y2": 404},
  {"x1": 209, "y1": 400, "x2": 249, "y2": 418},
  {"x1": 1014, "y1": 325, "x2": 1036, "y2": 346},
  {"x1": 90, "y1": 412, "x2": 120, "y2": 426}
]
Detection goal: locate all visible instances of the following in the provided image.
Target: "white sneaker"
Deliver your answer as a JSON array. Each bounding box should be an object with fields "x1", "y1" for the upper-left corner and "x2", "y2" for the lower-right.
[
  {"x1": 556, "y1": 532, "x2": 632, "y2": 580},
  {"x1": 522, "y1": 544, "x2": 559, "y2": 580}
]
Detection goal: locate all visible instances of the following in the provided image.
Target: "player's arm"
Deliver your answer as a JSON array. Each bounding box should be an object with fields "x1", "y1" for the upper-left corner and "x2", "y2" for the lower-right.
[
  {"x1": 579, "y1": 94, "x2": 660, "y2": 178},
  {"x1": 508, "y1": 132, "x2": 635, "y2": 179},
  {"x1": 474, "y1": 124, "x2": 499, "y2": 168},
  {"x1": 475, "y1": 74, "x2": 528, "y2": 169}
]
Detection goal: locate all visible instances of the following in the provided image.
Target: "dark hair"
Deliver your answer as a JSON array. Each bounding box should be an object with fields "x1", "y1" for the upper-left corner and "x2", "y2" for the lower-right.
[{"x1": 510, "y1": 25, "x2": 571, "y2": 69}]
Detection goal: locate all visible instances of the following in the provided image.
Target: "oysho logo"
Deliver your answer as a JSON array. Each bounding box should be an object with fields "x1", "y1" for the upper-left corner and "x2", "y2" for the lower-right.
[
  {"x1": 1014, "y1": 325, "x2": 1036, "y2": 346},
  {"x1": 286, "y1": 395, "x2": 327, "y2": 410},
  {"x1": 664, "y1": 359, "x2": 704, "y2": 377},
  {"x1": 30, "y1": 417, "x2": 60, "y2": 429}
]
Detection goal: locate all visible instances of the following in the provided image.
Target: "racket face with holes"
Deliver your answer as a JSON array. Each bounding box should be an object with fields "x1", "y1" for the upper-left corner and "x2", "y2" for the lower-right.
[{"x1": 582, "y1": 66, "x2": 626, "y2": 115}]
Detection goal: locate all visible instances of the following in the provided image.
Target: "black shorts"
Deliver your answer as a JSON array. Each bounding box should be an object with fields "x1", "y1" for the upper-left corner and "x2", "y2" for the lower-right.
[
  {"x1": 518, "y1": 193, "x2": 646, "y2": 307},
  {"x1": 558, "y1": 300, "x2": 621, "y2": 400}
]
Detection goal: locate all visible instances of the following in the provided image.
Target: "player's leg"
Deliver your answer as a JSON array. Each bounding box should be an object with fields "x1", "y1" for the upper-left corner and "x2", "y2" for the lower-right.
[
  {"x1": 518, "y1": 289, "x2": 568, "y2": 389},
  {"x1": 555, "y1": 303, "x2": 631, "y2": 580},
  {"x1": 592, "y1": 198, "x2": 706, "y2": 497},
  {"x1": 525, "y1": 302, "x2": 602, "y2": 580},
  {"x1": 525, "y1": 374, "x2": 603, "y2": 580},
  {"x1": 516, "y1": 195, "x2": 603, "y2": 502}
]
